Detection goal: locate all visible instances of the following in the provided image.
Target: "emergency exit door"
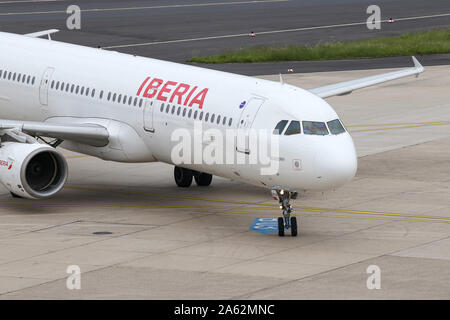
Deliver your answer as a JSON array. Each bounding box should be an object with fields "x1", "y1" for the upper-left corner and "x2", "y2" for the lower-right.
[
  {"x1": 143, "y1": 100, "x2": 155, "y2": 132},
  {"x1": 39, "y1": 67, "x2": 54, "y2": 106}
]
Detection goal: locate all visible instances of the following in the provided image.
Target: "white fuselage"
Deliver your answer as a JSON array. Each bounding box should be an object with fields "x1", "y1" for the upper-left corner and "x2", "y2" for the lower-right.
[{"x1": 0, "y1": 32, "x2": 357, "y2": 192}]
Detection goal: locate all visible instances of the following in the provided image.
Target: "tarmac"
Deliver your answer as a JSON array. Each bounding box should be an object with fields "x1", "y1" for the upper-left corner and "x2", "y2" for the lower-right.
[{"x1": 0, "y1": 65, "x2": 449, "y2": 299}]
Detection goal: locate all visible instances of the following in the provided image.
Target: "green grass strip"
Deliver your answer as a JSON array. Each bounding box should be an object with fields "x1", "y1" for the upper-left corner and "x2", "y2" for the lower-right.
[{"x1": 188, "y1": 29, "x2": 450, "y2": 63}]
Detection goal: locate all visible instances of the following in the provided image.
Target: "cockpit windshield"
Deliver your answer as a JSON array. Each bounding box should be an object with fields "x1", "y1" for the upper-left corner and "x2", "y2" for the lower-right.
[
  {"x1": 273, "y1": 120, "x2": 288, "y2": 135},
  {"x1": 302, "y1": 121, "x2": 329, "y2": 135},
  {"x1": 273, "y1": 119, "x2": 346, "y2": 136},
  {"x1": 327, "y1": 119, "x2": 346, "y2": 135},
  {"x1": 284, "y1": 121, "x2": 301, "y2": 135}
]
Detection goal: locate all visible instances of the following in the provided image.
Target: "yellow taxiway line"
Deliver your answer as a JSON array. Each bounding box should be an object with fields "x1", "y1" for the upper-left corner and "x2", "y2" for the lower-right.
[{"x1": 2, "y1": 184, "x2": 444, "y2": 224}]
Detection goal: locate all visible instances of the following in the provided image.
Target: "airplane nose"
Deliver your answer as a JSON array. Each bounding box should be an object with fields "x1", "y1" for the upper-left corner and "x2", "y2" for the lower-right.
[{"x1": 314, "y1": 135, "x2": 357, "y2": 188}]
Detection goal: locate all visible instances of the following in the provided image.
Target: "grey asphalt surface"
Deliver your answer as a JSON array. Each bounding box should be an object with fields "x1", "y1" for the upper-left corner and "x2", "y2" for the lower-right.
[{"x1": 1, "y1": 0, "x2": 449, "y2": 74}]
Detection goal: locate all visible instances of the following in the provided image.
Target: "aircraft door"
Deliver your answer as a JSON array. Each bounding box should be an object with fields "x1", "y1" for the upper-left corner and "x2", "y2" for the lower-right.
[
  {"x1": 236, "y1": 97, "x2": 265, "y2": 154},
  {"x1": 143, "y1": 100, "x2": 155, "y2": 132},
  {"x1": 39, "y1": 67, "x2": 55, "y2": 106}
]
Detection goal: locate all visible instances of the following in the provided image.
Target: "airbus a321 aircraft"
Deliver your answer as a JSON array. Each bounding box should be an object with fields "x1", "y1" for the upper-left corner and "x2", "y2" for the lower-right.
[{"x1": 0, "y1": 30, "x2": 424, "y2": 236}]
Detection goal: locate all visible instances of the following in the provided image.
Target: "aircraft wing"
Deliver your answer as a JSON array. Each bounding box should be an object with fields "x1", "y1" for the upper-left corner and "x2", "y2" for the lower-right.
[
  {"x1": 24, "y1": 29, "x2": 59, "y2": 39},
  {"x1": 0, "y1": 120, "x2": 109, "y2": 147},
  {"x1": 309, "y1": 56, "x2": 424, "y2": 99}
]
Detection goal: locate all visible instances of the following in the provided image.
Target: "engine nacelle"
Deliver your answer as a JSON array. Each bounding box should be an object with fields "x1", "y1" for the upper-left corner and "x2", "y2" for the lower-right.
[{"x1": 0, "y1": 142, "x2": 68, "y2": 199}]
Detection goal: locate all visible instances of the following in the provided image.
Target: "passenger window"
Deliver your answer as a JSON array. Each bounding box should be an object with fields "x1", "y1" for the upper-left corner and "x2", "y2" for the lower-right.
[
  {"x1": 327, "y1": 119, "x2": 346, "y2": 135},
  {"x1": 56, "y1": 82, "x2": 60, "y2": 90},
  {"x1": 17, "y1": 74, "x2": 21, "y2": 82},
  {"x1": 284, "y1": 121, "x2": 301, "y2": 135},
  {"x1": 199, "y1": 111, "x2": 203, "y2": 120},
  {"x1": 71, "y1": 84, "x2": 75, "y2": 93},
  {"x1": 118, "y1": 94, "x2": 121, "y2": 102},
  {"x1": 139, "y1": 99, "x2": 143, "y2": 107},
  {"x1": 211, "y1": 114, "x2": 215, "y2": 123},
  {"x1": 188, "y1": 109, "x2": 192, "y2": 118},
  {"x1": 160, "y1": 104, "x2": 164, "y2": 112},
  {"x1": 229, "y1": 118, "x2": 232, "y2": 126},
  {"x1": 194, "y1": 110, "x2": 198, "y2": 119},
  {"x1": 177, "y1": 107, "x2": 181, "y2": 115},
  {"x1": 32, "y1": 76, "x2": 35, "y2": 85},
  {"x1": 13, "y1": 73, "x2": 16, "y2": 81},
  {"x1": 128, "y1": 96, "x2": 132, "y2": 105},
  {"x1": 171, "y1": 105, "x2": 176, "y2": 114},
  {"x1": 273, "y1": 120, "x2": 288, "y2": 135},
  {"x1": 76, "y1": 85, "x2": 80, "y2": 94},
  {"x1": 92, "y1": 89, "x2": 96, "y2": 98},
  {"x1": 205, "y1": 113, "x2": 209, "y2": 122},
  {"x1": 80, "y1": 87, "x2": 84, "y2": 95},
  {"x1": 113, "y1": 93, "x2": 117, "y2": 101},
  {"x1": 182, "y1": 108, "x2": 187, "y2": 117},
  {"x1": 217, "y1": 115, "x2": 221, "y2": 124},
  {"x1": 303, "y1": 121, "x2": 329, "y2": 135},
  {"x1": 166, "y1": 104, "x2": 170, "y2": 113},
  {"x1": 86, "y1": 87, "x2": 89, "y2": 96},
  {"x1": 134, "y1": 97, "x2": 137, "y2": 106},
  {"x1": 223, "y1": 117, "x2": 227, "y2": 125},
  {"x1": 8, "y1": 72, "x2": 12, "y2": 80}
]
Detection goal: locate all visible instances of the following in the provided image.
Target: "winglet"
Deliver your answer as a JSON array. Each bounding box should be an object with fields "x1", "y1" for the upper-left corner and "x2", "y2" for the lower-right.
[
  {"x1": 412, "y1": 56, "x2": 424, "y2": 74},
  {"x1": 24, "y1": 29, "x2": 59, "y2": 40}
]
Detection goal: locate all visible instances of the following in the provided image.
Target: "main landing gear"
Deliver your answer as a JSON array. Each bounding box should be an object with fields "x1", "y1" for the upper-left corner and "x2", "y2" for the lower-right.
[
  {"x1": 174, "y1": 166, "x2": 213, "y2": 188},
  {"x1": 273, "y1": 189, "x2": 298, "y2": 237}
]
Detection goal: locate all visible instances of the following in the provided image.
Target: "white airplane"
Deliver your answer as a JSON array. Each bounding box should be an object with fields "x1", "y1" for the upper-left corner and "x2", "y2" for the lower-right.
[{"x1": 0, "y1": 29, "x2": 424, "y2": 236}]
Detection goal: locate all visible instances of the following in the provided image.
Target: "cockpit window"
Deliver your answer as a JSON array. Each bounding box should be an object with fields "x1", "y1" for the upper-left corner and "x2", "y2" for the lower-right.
[
  {"x1": 327, "y1": 119, "x2": 346, "y2": 135},
  {"x1": 284, "y1": 121, "x2": 301, "y2": 135},
  {"x1": 302, "y1": 121, "x2": 329, "y2": 135},
  {"x1": 273, "y1": 120, "x2": 288, "y2": 135}
]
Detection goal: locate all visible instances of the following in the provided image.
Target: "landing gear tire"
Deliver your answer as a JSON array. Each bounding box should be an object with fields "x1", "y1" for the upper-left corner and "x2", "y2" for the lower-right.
[
  {"x1": 194, "y1": 173, "x2": 212, "y2": 186},
  {"x1": 290, "y1": 217, "x2": 298, "y2": 237},
  {"x1": 278, "y1": 217, "x2": 285, "y2": 237},
  {"x1": 174, "y1": 166, "x2": 193, "y2": 188}
]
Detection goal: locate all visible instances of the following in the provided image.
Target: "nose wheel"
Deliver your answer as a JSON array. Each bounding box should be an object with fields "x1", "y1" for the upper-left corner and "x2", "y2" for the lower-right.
[{"x1": 273, "y1": 189, "x2": 298, "y2": 237}]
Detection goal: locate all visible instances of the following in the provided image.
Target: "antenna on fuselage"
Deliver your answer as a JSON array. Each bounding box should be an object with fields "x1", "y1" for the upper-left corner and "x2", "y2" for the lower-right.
[{"x1": 279, "y1": 73, "x2": 284, "y2": 85}]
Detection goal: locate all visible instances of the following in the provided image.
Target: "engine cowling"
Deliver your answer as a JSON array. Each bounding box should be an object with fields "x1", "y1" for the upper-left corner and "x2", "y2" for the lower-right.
[{"x1": 0, "y1": 142, "x2": 68, "y2": 199}]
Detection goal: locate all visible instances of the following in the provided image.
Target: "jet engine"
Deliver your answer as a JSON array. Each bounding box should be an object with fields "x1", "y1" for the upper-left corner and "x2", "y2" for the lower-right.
[{"x1": 0, "y1": 142, "x2": 68, "y2": 199}]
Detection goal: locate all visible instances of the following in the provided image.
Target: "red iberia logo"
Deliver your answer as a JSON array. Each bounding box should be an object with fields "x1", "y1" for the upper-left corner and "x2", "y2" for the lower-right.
[{"x1": 136, "y1": 77, "x2": 209, "y2": 109}]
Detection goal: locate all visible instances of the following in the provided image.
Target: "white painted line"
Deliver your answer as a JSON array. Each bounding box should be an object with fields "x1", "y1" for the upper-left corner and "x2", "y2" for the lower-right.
[
  {"x1": 0, "y1": 0, "x2": 288, "y2": 14},
  {"x1": 0, "y1": 0, "x2": 63, "y2": 4},
  {"x1": 102, "y1": 13, "x2": 450, "y2": 49}
]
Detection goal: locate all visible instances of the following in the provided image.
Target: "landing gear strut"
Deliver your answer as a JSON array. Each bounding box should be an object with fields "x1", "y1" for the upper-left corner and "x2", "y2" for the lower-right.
[{"x1": 273, "y1": 189, "x2": 298, "y2": 237}]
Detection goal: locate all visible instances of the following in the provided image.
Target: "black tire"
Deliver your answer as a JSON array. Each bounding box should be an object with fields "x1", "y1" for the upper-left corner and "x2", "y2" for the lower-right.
[
  {"x1": 291, "y1": 217, "x2": 298, "y2": 237},
  {"x1": 278, "y1": 217, "x2": 285, "y2": 237},
  {"x1": 174, "y1": 166, "x2": 193, "y2": 188},
  {"x1": 194, "y1": 173, "x2": 213, "y2": 186}
]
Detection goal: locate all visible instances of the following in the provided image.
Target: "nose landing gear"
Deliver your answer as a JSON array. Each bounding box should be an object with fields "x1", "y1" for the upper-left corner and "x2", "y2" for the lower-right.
[{"x1": 273, "y1": 189, "x2": 298, "y2": 237}]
